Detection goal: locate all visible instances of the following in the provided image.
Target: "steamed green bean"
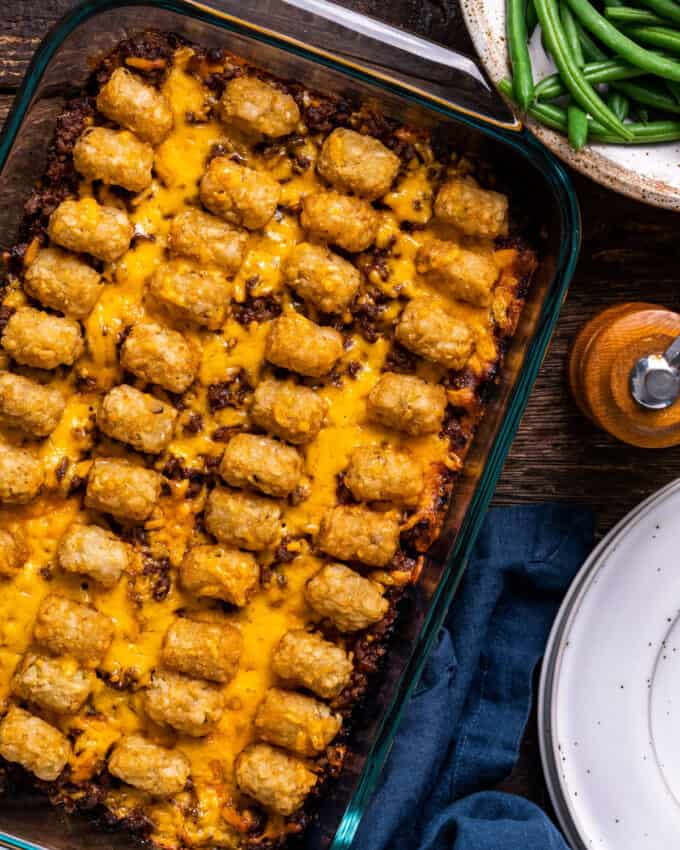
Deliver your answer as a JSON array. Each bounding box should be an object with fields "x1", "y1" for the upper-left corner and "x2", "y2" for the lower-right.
[
  {"x1": 605, "y1": 7, "x2": 665, "y2": 25},
  {"x1": 625, "y1": 25, "x2": 680, "y2": 54},
  {"x1": 534, "y1": 58, "x2": 646, "y2": 100},
  {"x1": 564, "y1": 0, "x2": 680, "y2": 79},
  {"x1": 535, "y1": 0, "x2": 633, "y2": 137},
  {"x1": 499, "y1": 0, "x2": 680, "y2": 148},
  {"x1": 508, "y1": 0, "x2": 535, "y2": 108}
]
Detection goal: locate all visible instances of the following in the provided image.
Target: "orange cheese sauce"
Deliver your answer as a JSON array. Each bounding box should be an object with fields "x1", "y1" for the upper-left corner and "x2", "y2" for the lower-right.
[{"x1": 0, "y1": 45, "x2": 529, "y2": 850}]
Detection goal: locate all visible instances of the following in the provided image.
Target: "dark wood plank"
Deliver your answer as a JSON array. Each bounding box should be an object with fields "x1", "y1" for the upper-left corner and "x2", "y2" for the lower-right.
[
  {"x1": 494, "y1": 176, "x2": 680, "y2": 536},
  {"x1": 0, "y1": 95, "x2": 13, "y2": 126},
  {"x1": 0, "y1": 34, "x2": 39, "y2": 89},
  {"x1": 346, "y1": 0, "x2": 466, "y2": 44},
  {"x1": 0, "y1": 0, "x2": 74, "y2": 87}
]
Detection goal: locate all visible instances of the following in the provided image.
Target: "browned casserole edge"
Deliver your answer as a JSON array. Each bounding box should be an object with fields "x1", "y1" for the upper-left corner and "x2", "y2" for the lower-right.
[{"x1": 0, "y1": 28, "x2": 537, "y2": 850}]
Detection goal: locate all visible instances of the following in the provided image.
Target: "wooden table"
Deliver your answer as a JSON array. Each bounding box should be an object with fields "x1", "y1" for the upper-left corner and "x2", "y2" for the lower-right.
[{"x1": 2, "y1": 0, "x2": 679, "y2": 817}]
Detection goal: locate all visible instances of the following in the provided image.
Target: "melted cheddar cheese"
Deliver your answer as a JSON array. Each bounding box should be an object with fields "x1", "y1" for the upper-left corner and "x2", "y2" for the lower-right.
[{"x1": 0, "y1": 43, "x2": 532, "y2": 850}]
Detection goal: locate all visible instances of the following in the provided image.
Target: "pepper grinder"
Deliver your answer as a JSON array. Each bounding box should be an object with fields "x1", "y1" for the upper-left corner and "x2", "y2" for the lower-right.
[{"x1": 569, "y1": 303, "x2": 680, "y2": 448}]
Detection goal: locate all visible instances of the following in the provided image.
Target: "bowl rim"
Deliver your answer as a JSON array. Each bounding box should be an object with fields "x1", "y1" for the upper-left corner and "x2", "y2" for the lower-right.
[{"x1": 460, "y1": 0, "x2": 680, "y2": 211}]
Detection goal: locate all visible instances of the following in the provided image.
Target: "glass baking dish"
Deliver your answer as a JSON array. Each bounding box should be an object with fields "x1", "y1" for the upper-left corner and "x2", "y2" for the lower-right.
[{"x1": 0, "y1": 1, "x2": 580, "y2": 848}]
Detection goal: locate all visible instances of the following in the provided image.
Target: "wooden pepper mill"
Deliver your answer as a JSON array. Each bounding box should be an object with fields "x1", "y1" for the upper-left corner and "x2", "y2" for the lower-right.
[{"x1": 569, "y1": 303, "x2": 680, "y2": 448}]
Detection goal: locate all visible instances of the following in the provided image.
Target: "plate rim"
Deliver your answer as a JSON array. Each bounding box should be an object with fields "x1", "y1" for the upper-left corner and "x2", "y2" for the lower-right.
[
  {"x1": 537, "y1": 476, "x2": 680, "y2": 849},
  {"x1": 460, "y1": 0, "x2": 680, "y2": 211}
]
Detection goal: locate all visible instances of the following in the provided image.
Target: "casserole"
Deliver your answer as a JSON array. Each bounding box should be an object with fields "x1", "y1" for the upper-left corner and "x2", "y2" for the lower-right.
[{"x1": 0, "y1": 1, "x2": 580, "y2": 848}]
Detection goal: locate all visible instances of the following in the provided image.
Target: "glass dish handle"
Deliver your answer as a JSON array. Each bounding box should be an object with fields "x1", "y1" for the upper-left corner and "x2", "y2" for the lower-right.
[{"x1": 205, "y1": 0, "x2": 519, "y2": 129}]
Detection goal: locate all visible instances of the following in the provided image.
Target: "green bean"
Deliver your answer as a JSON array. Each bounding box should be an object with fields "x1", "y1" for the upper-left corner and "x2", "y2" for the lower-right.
[
  {"x1": 665, "y1": 79, "x2": 680, "y2": 103},
  {"x1": 541, "y1": 25, "x2": 551, "y2": 53},
  {"x1": 527, "y1": 0, "x2": 540, "y2": 37},
  {"x1": 499, "y1": 79, "x2": 569, "y2": 130},
  {"x1": 612, "y1": 78, "x2": 680, "y2": 112},
  {"x1": 593, "y1": 119, "x2": 680, "y2": 140},
  {"x1": 605, "y1": 6, "x2": 665, "y2": 24},
  {"x1": 608, "y1": 90, "x2": 631, "y2": 120},
  {"x1": 576, "y1": 22, "x2": 610, "y2": 61},
  {"x1": 507, "y1": 0, "x2": 535, "y2": 108},
  {"x1": 534, "y1": 0, "x2": 634, "y2": 137},
  {"x1": 625, "y1": 26, "x2": 680, "y2": 54},
  {"x1": 534, "y1": 58, "x2": 646, "y2": 99},
  {"x1": 501, "y1": 78, "x2": 680, "y2": 141},
  {"x1": 568, "y1": 104, "x2": 589, "y2": 147},
  {"x1": 564, "y1": 0, "x2": 680, "y2": 79},
  {"x1": 636, "y1": 0, "x2": 680, "y2": 25},
  {"x1": 561, "y1": 2, "x2": 585, "y2": 65}
]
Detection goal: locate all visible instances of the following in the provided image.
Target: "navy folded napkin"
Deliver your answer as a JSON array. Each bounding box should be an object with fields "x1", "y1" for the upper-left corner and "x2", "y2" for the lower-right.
[{"x1": 352, "y1": 503, "x2": 594, "y2": 850}]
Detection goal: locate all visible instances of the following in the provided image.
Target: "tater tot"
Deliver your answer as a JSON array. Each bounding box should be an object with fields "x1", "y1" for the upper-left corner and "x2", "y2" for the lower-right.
[
  {"x1": 283, "y1": 242, "x2": 360, "y2": 315},
  {"x1": 250, "y1": 379, "x2": 327, "y2": 445},
  {"x1": 265, "y1": 312, "x2": 343, "y2": 378},
  {"x1": 415, "y1": 239, "x2": 499, "y2": 307},
  {"x1": 219, "y1": 434, "x2": 302, "y2": 498},
  {"x1": 161, "y1": 618, "x2": 242, "y2": 683},
  {"x1": 108, "y1": 734, "x2": 189, "y2": 797},
  {"x1": 98, "y1": 385, "x2": 177, "y2": 455},
  {"x1": 204, "y1": 487, "x2": 281, "y2": 551},
  {"x1": 434, "y1": 177, "x2": 509, "y2": 239},
  {"x1": 85, "y1": 458, "x2": 161, "y2": 522},
  {"x1": 148, "y1": 260, "x2": 231, "y2": 330},
  {"x1": 254, "y1": 688, "x2": 341, "y2": 757},
  {"x1": 180, "y1": 544, "x2": 259, "y2": 607},
  {"x1": 11, "y1": 654, "x2": 94, "y2": 715},
  {"x1": 34, "y1": 594, "x2": 114, "y2": 665},
  {"x1": 306, "y1": 563, "x2": 389, "y2": 632},
  {"x1": 48, "y1": 198, "x2": 133, "y2": 263},
  {"x1": 120, "y1": 321, "x2": 199, "y2": 394},
  {"x1": 0, "y1": 706, "x2": 70, "y2": 781},
  {"x1": 2, "y1": 307, "x2": 83, "y2": 370},
  {"x1": 395, "y1": 298, "x2": 474, "y2": 370},
  {"x1": 220, "y1": 76, "x2": 300, "y2": 138},
  {"x1": 366, "y1": 372, "x2": 447, "y2": 436},
  {"x1": 144, "y1": 671, "x2": 224, "y2": 738},
  {"x1": 0, "y1": 445, "x2": 43, "y2": 505},
  {"x1": 200, "y1": 157, "x2": 280, "y2": 230},
  {"x1": 317, "y1": 128, "x2": 400, "y2": 200},
  {"x1": 0, "y1": 529, "x2": 27, "y2": 577},
  {"x1": 344, "y1": 445, "x2": 423, "y2": 505},
  {"x1": 23, "y1": 247, "x2": 103, "y2": 318},
  {"x1": 300, "y1": 190, "x2": 379, "y2": 252},
  {"x1": 316, "y1": 506, "x2": 400, "y2": 568},
  {"x1": 272, "y1": 630, "x2": 353, "y2": 699},
  {"x1": 0, "y1": 372, "x2": 65, "y2": 438},
  {"x1": 57, "y1": 524, "x2": 128, "y2": 588},
  {"x1": 73, "y1": 127, "x2": 154, "y2": 193},
  {"x1": 96, "y1": 68, "x2": 173, "y2": 145},
  {"x1": 235, "y1": 743, "x2": 317, "y2": 816},
  {"x1": 168, "y1": 209, "x2": 248, "y2": 273}
]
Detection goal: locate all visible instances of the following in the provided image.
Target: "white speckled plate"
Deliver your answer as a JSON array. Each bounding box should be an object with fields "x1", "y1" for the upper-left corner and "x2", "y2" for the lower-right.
[
  {"x1": 539, "y1": 478, "x2": 680, "y2": 849},
  {"x1": 461, "y1": 0, "x2": 680, "y2": 209}
]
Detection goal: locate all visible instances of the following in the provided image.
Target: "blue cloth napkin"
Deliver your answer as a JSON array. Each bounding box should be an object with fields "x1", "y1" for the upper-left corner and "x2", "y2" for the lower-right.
[{"x1": 352, "y1": 503, "x2": 594, "y2": 850}]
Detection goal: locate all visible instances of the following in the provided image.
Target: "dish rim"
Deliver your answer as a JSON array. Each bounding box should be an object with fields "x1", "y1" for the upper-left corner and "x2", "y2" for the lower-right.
[{"x1": 0, "y1": 2, "x2": 581, "y2": 848}]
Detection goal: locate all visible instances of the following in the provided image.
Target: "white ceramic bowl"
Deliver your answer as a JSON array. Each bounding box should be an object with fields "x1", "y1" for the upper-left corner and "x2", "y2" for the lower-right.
[{"x1": 461, "y1": 0, "x2": 680, "y2": 209}]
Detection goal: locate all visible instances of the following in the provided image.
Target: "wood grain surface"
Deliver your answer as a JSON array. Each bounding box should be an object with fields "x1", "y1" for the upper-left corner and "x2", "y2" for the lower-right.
[
  {"x1": 4, "y1": 0, "x2": 678, "y2": 537},
  {"x1": 4, "y1": 0, "x2": 677, "y2": 827}
]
